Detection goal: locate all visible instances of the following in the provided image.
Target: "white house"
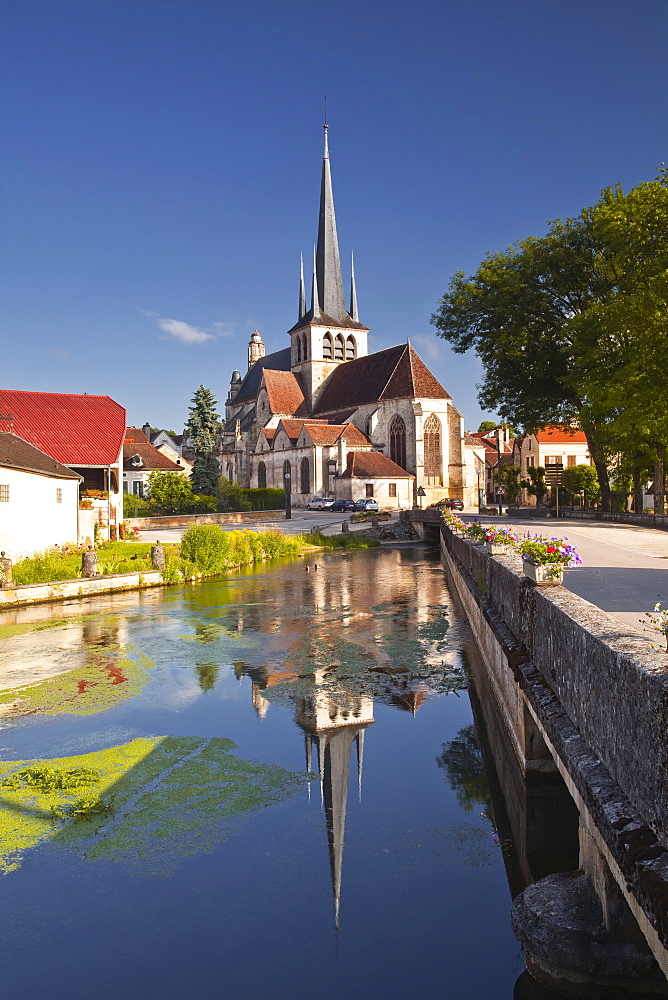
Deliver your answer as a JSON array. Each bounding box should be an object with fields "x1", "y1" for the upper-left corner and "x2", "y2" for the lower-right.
[
  {"x1": 0, "y1": 432, "x2": 82, "y2": 561},
  {"x1": 122, "y1": 427, "x2": 185, "y2": 497}
]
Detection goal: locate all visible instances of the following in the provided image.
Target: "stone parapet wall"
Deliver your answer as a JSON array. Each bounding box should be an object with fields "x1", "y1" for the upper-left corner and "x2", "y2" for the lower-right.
[
  {"x1": 126, "y1": 510, "x2": 284, "y2": 530},
  {"x1": 443, "y1": 528, "x2": 668, "y2": 845}
]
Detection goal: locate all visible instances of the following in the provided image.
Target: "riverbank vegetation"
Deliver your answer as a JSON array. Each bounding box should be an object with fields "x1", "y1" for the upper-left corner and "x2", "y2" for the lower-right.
[{"x1": 8, "y1": 526, "x2": 379, "y2": 589}]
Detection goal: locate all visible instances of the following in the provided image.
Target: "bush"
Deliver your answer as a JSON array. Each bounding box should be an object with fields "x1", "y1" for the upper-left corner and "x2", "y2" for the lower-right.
[
  {"x1": 218, "y1": 477, "x2": 252, "y2": 512},
  {"x1": 180, "y1": 525, "x2": 304, "y2": 575},
  {"x1": 241, "y1": 488, "x2": 285, "y2": 511},
  {"x1": 305, "y1": 531, "x2": 380, "y2": 550}
]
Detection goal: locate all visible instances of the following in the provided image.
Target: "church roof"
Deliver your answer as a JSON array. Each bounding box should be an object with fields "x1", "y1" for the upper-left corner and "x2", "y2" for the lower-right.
[
  {"x1": 262, "y1": 369, "x2": 308, "y2": 416},
  {"x1": 340, "y1": 451, "x2": 414, "y2": 479},
  {"x1": 232, "y1": 348, "x2": 291, "y2": 405},
  {"x1": 0, "y1": 389, "x2": 126, "y2": 467},
  {"x1": 287, "y1": 310, "x2": 368, "y2": 334},
  {"x1": 313, "y1": 344, "x2": 450, "y2": 415},
  {"x1": 304, "y1": 422, "x2": 369, "y2": 447}
]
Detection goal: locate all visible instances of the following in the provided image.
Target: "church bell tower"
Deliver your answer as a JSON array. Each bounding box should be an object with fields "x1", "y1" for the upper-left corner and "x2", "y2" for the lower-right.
[{"x1": 288, "y1": 125, "x2": 369, "y2": 408}]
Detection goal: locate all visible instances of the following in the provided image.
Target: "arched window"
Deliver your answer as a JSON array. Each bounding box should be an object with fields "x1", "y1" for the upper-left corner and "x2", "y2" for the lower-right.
[
  {"x1": 302, "y1": 333, "x2": 308, "y2": 361},
  {"x1": 345, "y1": 335, "x2": 356, "y2": 360},
  {"x1": 424, "y1": 414, "x2": 443, "y2": 486},
  {"x1": 283, "y1": 460, "x2": 292, "y2": 492},
  {"x1": 226, "y1": 463, "x2": 233, "y2": 482},
  {"x1": 389, "y1": 414, "x2": 406, "y2": 470},
  {"x1": 296, "y1": 336, "x2": 302, "y2": 363},
  {"x1": 300, "y1": 457, "x2": 310, "y2": 494},
  {"x1": 322, "y1": 332, "x2": 333, "y2": 359},
  {"x1": 257, "y1": 461, "x2": 266, "y2": 489},
  {"x1": 334, "y1": 334, "x2": 344, "y2": 360}
]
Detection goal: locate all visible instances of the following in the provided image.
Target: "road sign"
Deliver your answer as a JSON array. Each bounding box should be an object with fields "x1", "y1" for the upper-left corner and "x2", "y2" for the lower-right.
[{"x1": 495, "y1": 486, "x2": 505, "y2": 495}]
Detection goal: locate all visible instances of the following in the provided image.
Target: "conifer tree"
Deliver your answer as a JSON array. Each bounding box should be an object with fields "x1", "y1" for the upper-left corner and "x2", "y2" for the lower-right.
[{"x1": 187, "y1": 385, "x2": 221, "y2": 495}]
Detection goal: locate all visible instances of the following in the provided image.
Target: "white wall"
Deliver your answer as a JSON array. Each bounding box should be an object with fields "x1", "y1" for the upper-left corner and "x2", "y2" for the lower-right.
[{"x1": 0, "y1": 467, "x2": 79, "y2": 561}]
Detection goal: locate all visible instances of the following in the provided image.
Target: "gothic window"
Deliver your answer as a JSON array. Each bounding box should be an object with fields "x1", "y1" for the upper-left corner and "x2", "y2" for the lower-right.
[
  {"x1": 345, "y1": 335, "x2": 356, "y2": 360},
  {"x1": 424, "y1": 414, "x2": 443, "y2": 486},
  {"x1": 300, "y1": 457, "x2": 310, "y2": 494},
  {"x1": 283, "y1": 460, "x2": 292, "y2": 491},
  {"x1": 322, "y1": 332, "x2": 333, "y2": 359},
  {"x1": 389, "y1": 414, "x2": 406, "y2": 470},
  {"x1": 302, "y1": 333, "x2": 308, "y2": 361},
  {"x1": 334, "y1": 334, "x2": 344, "y2": 360},
  {"x1": 257, "y1": 462, "x2": 266, "y2": 489},
  {"x1": 296, "y1": 336, "x2": 302, "y2": 363},
  {"x1": 226, "y1": 463, "x2": 233, "y2": 482}
]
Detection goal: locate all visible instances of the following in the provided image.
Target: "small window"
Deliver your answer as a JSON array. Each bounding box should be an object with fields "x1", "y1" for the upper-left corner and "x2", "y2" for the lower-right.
[
  {"x1": 365, "y1": 484, "x2": 374, "y2": 498},
  {"x1": 545, "y1": 455, "x2": 561, "y2": 466},
  {"x1": 388, "y1": 483, "x2": 396, "y2": 498},
  {"x1": 567, "y1": 455, "x2": 577, "y2": 467},
  {"x1": 56, "y1": 488, "x2": 63, "y2": 503},
  {"x1": 334, "y1": 334, "x2": 344, "y2": 360},
  {"x1": 322, "y1": 332, "x2": 333, "y2": 359},
  {"x1": 0, "y1": 484, "x2": 9, "y2": 502},
  {"x1": 133, "y1": 481, "x2": 144, "y2": 497}
]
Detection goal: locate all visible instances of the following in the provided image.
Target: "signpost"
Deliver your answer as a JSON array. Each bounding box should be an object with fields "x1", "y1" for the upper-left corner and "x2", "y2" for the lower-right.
[{"x1": 416, "y1": 485, "x2": 426, "y2": 509}]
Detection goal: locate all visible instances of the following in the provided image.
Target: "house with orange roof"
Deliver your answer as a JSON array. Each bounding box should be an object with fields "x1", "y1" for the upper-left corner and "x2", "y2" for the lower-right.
[
  {"x1": 218, "y1": 128, "x2": 468, "y2": 508},
  {"x1": 513, "y1": 426, "x2": 593, "y2": 505},
  {"x1": 122, "y1": 427, "x2": 186, "y2": 497}
]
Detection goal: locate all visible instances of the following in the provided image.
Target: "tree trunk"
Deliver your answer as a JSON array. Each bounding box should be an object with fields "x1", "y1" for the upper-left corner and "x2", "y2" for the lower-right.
[
  {"x1": 632, "y1": 465, "x2": 644, "y2": 514},
  {"x1": 654, "y1": 442, "x2": 665, "y2": 515},
  {"x1": 581, "y1": 421, "x2": 611, "y2": 511}
]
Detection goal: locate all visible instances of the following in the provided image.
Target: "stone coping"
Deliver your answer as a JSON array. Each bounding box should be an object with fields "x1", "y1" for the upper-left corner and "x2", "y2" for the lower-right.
[{"x1": 0, "y1": 570, "x2": 164, "y2": 608}]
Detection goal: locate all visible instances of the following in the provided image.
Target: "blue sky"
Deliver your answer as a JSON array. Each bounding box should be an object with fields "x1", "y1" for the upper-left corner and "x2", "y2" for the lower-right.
[{"x1": 1, "y1": 0, "x2": 666, "y2": 433}]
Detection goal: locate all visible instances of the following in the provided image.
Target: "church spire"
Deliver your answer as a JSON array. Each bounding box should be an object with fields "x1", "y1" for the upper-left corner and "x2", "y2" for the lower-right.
[
  {"x1": 349, "y1": 252, "x2": 359, "y2": 323},
  {"x1": 316, "y1": 125, "x2": 347, "y2": 323},
  {"x1": 298, "y1": 254, "x2": 306, "y2": 320},
  {"x1": 310, "y1": 246, "x2": 321, "y2": 319}
]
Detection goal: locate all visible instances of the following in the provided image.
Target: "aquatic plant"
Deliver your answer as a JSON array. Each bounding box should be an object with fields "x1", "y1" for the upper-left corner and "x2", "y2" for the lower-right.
[
  {"x1": 304, "y1": 531, "x2": 380, "y2": 550},
  {"x1": 1, "y1": 766, "x2": 100, "y2": 792}
]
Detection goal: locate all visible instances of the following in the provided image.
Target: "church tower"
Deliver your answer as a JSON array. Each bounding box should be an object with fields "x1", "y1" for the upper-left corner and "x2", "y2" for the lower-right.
[{"x1": 288, "y1": 125, "x2": 369, "y2": 408}]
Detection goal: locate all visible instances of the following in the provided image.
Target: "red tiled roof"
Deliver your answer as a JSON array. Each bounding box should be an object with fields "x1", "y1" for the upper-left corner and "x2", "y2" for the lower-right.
[
  {"x1": 123, "y1": 429, "x2": 183, "y2": 472},
  {"x1": 314, "y1": 344, "x2": 450, "y2": 414},
  {"x1": 533, "y1": 426, "x2": 589, "y2": 444},
  {"x1": 275, "y1": 419, "x2": 306, "y2": 445},
  {"x1": 0, "y1": 390, "x2": 126, "y2": 467},
  {"x1": 340, "y1": 451, "x2": 414, "y2": 479},
  {"x1": 262, "y1": 370, "x2": 308, "y2": 416},
  {"x1": 0, "y1": 432, "x2": 81, "y2": 480},
  {"x1": 303, "y1": 422, "x2": 370, "y2": 447},
  {"x1": 262, "y1": 428, "x2": 278, "y2": 442}
]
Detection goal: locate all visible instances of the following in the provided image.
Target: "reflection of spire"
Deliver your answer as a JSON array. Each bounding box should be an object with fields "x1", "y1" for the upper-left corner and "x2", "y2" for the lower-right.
[
  {"x1": 356, "y1": 729, "x2": 365, "y2": 803},
  {"x1": 322, "y1": 727, "x2": 358, "y2": 931},
  {"x1": 251, "y1": 679, "x2": 270, "y2": 718},
  {"x1": 305, "y1": 733, "x2": 313, "y2": 802}
]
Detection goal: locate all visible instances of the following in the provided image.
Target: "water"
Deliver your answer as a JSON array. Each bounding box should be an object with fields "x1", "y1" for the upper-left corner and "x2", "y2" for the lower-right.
[{"x1": 0, "y1": 547, "x2": 525, "y2": 999}]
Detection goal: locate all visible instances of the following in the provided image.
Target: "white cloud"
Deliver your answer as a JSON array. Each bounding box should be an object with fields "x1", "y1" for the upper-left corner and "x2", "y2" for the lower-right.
[
  {"x1": 142, "y1": 310, "x2": 224, "y2": 344},
  {"x1": 411, "y1": 333, "x2": 441, "y2": 362}
]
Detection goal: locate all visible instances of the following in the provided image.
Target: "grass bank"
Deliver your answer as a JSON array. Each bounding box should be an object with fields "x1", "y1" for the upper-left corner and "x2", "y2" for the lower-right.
[{"x1": 9, "y1": 527, "x2": 380, "y2": 589}]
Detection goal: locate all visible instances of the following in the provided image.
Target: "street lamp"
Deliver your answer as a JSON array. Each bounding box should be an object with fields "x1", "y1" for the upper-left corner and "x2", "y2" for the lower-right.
[
  {"x1": 476, "y1": 468, "x2": 483, "y2": 511},
  {"x1": 284, "y1": 471, "x2": 292, "y2": 520}
]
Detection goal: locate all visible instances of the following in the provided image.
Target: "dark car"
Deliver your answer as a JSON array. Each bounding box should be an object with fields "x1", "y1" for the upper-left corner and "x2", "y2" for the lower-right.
[
  {"x1": 329, "y1": 500, "x2": 358, "y2": 513},
  {"x1": 353, "y1": 498, "x2": 379, "y2": 512},
  {"x1": 433, "y1": 497, "x2": 464, "y2": 511}
]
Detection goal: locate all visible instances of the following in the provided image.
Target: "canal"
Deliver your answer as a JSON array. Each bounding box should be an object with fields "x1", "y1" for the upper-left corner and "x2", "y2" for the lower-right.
[{"x1": 1, "y1": 546, "x2": 536, "y2": 999}]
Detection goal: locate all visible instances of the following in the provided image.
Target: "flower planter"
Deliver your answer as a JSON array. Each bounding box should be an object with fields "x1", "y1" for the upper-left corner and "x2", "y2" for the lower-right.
[
  {"x1": 523, "y1": 560, "x2": 564, "y2": 586},
  {"x1": 486, "y1": 541, "x2": 511, "y2": 556}
]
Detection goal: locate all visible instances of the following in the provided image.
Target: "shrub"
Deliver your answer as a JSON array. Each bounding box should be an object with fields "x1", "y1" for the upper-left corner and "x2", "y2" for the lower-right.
[
  {"x1": 180, "y1": 525, "x2": 232, "y2": 574},
  {"x1": 305, "y1": 531, "x2": 380, "y2": 550},
  {"x1": 241, "y1": 488, "x2": 285, "y2": 511},
  {"x1": 122, "y1": 494, "x2": 152, "y2": 517}
]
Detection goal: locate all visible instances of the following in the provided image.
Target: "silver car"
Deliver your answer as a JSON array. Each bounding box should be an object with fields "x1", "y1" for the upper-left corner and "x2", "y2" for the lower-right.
[{"x1": 307, "y1": 496, "x2": 335, "y2": 510}]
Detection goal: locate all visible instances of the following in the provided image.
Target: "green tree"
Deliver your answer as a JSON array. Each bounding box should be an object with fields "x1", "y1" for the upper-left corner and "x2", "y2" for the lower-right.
[
  {"x1": 187, "y1": 386, "x2": 221, "y2": 495},
  {"x1": 521, "y1": 466, "x2": 547, "y2": 505},
  {"x1": 562, "y1": 464, "x2": 599, "y2": 506},
  {"x1": 500, "y1": 464, "x2": 522, "y2": 503},
  {"x1": 431, "y1": 171, "x2": 668, "y2": 512},
  {"x1": 478, "y1": 420, "x2": 519, "y2": 437},
  {"x1": 218, "y1": 476, "x2": 252, "y2": 512},
  {"x1": 147, "y1": 471, "x2": 194, "y2": 512}
]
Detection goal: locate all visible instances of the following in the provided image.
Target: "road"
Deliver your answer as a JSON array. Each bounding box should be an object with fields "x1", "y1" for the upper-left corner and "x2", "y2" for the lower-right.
[{"x1": 473, "y1": 513, "x2": 668, "y2": 646}]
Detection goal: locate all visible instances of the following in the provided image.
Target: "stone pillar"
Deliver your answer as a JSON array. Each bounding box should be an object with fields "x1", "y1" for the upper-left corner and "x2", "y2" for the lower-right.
[
  {"x1": 0, "y1": 551, "x2": 13, "y2": 589},
  {"x1": 151, "y1": 543, "x2": 166, "y2": 570},
  {"x1": 342, "y1": 520, "x2": 349, "y2": 534},
  {"x1": 81, "y1": 548, "x2": 99, "y2": 578}
]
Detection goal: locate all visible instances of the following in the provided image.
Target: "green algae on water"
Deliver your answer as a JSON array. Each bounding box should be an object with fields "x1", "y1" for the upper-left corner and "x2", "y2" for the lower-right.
[
  {"x1": 0, "y1": 737, "x2": 305, "y2": 874},
  {"x1": 0, "y1": 647, "x2": 154, "y2": 718}
]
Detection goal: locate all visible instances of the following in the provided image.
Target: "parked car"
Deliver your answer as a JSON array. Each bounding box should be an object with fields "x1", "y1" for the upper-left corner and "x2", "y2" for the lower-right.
[
  {"x1": 329, "y1": 499, "x2": 358, "y2": 513},
  {"x1": 432, "y1": 497, "x2": 464, "y2": 511},
  {"x1": 353, "y1": 498, "x2": 379, "y2": 512},
  {"x1": 307, "y1": 496, "x2": 335, "y2": 510}
]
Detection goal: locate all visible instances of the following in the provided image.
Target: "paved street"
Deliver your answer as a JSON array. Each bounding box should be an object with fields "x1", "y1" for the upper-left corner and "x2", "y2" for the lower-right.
[{"x1": 481, "y1": 514, "x2": 668, "y2": 645}]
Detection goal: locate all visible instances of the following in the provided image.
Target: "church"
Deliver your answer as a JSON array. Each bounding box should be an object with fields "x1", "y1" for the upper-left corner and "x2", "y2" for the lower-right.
[{"x1": 219, "y1": 125, "x2": 467, "y2": 509}]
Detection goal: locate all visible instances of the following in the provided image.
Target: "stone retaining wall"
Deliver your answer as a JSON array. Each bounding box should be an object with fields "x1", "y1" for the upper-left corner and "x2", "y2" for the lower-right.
[
  {"x1": 126, "y1": 510, "x2": 284, "y2": 530},
  {"x1": 0, "y1": 570, "x2": 164, "y2": 609}
]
